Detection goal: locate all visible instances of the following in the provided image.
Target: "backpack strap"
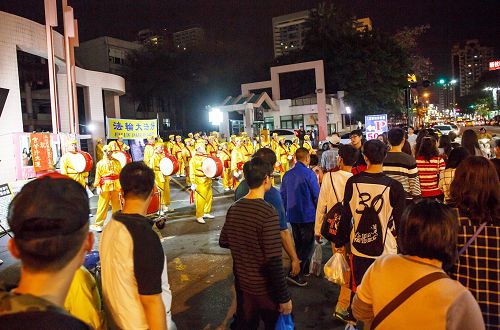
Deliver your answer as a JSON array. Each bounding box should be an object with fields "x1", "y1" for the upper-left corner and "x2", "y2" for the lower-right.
[
  {"x1": 370, "y1": 272, "x2": 448, "y2": 329},
  {"x1": 458, "y1": 222, "x2": 487, "y2": 256},
  {"x1": 329, "y1": 172, "x2": 340, "y2": 202}
]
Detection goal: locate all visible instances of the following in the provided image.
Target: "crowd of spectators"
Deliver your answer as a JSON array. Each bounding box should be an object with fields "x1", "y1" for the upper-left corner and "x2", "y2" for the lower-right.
[{"x1": 0, "y1": 126, "x2": 498, "y2": 329}]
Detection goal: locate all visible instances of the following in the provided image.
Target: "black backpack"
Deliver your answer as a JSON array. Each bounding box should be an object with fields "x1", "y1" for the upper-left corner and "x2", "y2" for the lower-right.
[
  {"x1": 321, "y1": 172, "x2": 344, "y2": 242},
  {"x1": 351, "y1": 183, "x2": 392, "y2": 257}
]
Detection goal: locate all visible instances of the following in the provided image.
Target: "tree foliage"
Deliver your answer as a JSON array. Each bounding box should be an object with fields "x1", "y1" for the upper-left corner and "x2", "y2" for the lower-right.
[
  {"x1": 125, "y1": 42, "x2": 265, "y2": 132},
  {"x1": 274, "y1": 2, "x2": 413, "y2": 120},
  {"x1": 394, "y1": 25, "x2": 433, "y2": 81}
]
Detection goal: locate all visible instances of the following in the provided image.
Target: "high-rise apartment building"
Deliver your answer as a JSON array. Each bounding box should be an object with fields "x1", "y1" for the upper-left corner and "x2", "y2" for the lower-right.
[
  {"x1": 451, "y1": 40, "x2": 494, "y2": 96},
  {"x1": 173, "y1": 27, "x2": 205, "y2": 50},
  {"x1": 272, "y1": 10, "x2": 372, "y2": 58}
]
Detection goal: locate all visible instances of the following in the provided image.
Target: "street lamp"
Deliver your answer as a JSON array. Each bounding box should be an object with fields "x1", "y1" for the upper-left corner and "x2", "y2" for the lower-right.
[
  {"x1": 208, "y1": 107, "x2": 223, "y2": 126},
  {"x1": 346, "y1": 106, "x2": 352, "y2": 128},
  {"x1": 78, "y1": 123, "x2": 96, "y2": 133}
]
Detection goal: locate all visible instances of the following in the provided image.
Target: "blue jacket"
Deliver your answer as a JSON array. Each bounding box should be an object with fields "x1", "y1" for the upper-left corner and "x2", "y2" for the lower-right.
[{"x1": 280, "y1": 162, "x2": 320, "y2": 223}]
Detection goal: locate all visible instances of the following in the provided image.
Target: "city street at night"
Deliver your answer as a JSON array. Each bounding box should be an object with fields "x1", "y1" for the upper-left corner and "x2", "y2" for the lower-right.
[{"x1": 0, "y1": 0, "x2": 499, "y2": 329}]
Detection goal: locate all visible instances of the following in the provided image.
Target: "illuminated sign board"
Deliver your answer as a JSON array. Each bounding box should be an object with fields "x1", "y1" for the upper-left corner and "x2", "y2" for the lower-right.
[
  {"x1": 489, "y1": 60, "x2": 500, "y2": 71},
  {"x1": 365, "y1": 114, "x2": 388, "y2": 140}
]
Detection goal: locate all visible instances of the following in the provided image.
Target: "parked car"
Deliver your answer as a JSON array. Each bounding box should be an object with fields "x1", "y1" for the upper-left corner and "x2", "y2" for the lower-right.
[{"x1": 270, "y1": 129, "x2": 296, "y2": 146}]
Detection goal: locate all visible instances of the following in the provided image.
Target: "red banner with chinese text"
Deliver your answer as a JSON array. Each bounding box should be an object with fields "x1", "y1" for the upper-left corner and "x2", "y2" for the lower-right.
[{"x1": 29, "y1": 133, "x2": 54, "y2": 173}]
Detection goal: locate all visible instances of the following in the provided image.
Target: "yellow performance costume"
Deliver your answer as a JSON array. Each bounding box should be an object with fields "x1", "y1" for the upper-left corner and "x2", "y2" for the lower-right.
[
  {"x1": 219, "y1": 143, "x2": 232, "y2": 190},
  {"x1": 275, "y1": 137, "x2": 291, "y2": 180},
  {"x1": 165, "y1": 135, "x2": 175, "y2": 155},
  {"x1": 60, "y1": 140, "x2": 89, "y2": 188},
  {"x1": 211, "y1": 132, "x2": 220, "y2": 150},
  {"x1": 230, "y1": 138, "x2": 246, "y2": 189},
  {"x1": 64, "y1": 266, "x2": 104, "y2": 330},
  {"x1": 108, "y1": 134, "x2": 130, "y2": 152},
  {"x1": 271, "y1": 133, "x2": 279, "y2": 152},
  {"x1": 242, "y1": 138, "x2": 255, "y2": 161},
  {"x1": 189, "y1": 142, "x2": 214, "y2": 223},
  {"x1": 289, "y1": 137, "x2": 300, "y2": 166},
  {"x1": 206, "y1": 136, "x2": 218, "y2": 157},
  {"x1": 183, "y1": 138, "x2": 194, "y2": 185},
  {"x1": 172, "y1": 136, "x2": 185, "y2": 177},
  {"x1": 143, "y1": 136, "x2": 156, "y2": 166},
  {"x1": 95, "y1": 138, "x2": 104, "y2": 163},
  {"x1": 303, "y1": 135, "x2": 316, "y2": 155},
  {"x1": 228, "y1": 135, "x2": 236, "y2": 153},
  {"x1": 93, "y1": 146, "x2": 122, "y2": 229},
  {"x1": 150, "y1": 143, "x2": 171, "y2": 212}
]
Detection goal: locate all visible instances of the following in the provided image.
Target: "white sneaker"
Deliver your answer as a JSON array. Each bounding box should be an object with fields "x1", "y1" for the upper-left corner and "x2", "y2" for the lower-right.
[
  {"x1": 0, "y1": 259, "x2": 3, "y2": 265},
  {"x1": 90, "y1": 224, "x2": 103, "y2": 232},
  {"x1": 224, "y1": 188, "x2": 230, "y2": 191},
  {"x1": 204, "y1": 213, "x2": 215, "y2": 219},
  {"x1": 196, "y1": 217, "x2": 206, "y2": 224}
]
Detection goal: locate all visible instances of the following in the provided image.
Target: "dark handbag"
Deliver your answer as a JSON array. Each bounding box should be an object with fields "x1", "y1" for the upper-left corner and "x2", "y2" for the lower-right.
[
  {"x1": 321, "y1": 172, "x2": 344, "y2": 242},
  {"x1": 370, "y1": 272, "x2": 448, "y2": 329}
]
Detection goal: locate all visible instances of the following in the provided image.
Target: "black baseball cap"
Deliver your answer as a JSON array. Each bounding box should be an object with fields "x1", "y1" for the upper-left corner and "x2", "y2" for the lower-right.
[{"x1": 8, "y1": 173, "x2": 90, "y2": 240}]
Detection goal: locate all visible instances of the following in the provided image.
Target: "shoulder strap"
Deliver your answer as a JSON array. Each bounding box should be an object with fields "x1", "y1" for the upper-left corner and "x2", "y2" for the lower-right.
[
  {"x1": 371, "y1": 272, "x2": 448, "y2": 329},
  {"x1": 329, "y1": 172, "x2": 340, "y2": 202},
  {"x1": 458, "y1": 222, "x2": 487, "y2": 256}
]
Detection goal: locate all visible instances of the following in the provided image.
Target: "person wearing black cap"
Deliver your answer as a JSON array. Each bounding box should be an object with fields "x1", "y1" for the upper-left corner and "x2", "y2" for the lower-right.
[{"x1": 0, "y1": 173, "x2": 94, "y2": 329}]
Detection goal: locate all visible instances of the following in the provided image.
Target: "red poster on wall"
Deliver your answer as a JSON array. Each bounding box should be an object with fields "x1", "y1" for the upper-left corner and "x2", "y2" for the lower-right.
[{"x1": 29, "y1": 133, "x2": 54, "y2": 173}]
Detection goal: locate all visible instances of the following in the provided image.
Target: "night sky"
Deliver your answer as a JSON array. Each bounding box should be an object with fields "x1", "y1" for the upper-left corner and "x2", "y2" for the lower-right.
[{"x1": 1, "y1": 0, "x2": 499, "y2": 77}]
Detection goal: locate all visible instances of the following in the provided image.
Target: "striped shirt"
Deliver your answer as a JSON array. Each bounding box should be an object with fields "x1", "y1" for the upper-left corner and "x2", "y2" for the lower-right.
[
  {"x1": 415, "y1": 156, "x2": 446, "y2": 197},
  {"x1": 219, "y1": 198, "x2": 290, "y2": 303},
  {"x1": 450, "y1": 215, "x2": 499, "y2": 328},
  {"x1": 383, "y1": 152, "x2": 421, "y2": 198}
]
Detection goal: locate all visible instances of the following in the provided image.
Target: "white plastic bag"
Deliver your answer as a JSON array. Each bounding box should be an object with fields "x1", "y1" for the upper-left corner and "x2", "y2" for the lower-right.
[
  {"x1": 324, "y1": 253, "x2": 349, "y2": 285},
  {"x1": 309, "y1": 242, "x2": 323, "y2": 276}
]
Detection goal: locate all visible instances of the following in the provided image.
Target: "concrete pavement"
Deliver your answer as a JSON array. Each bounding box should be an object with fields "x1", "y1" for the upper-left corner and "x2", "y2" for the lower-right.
[{"x1": 0, "y1": 175, "x2": 347, "y2": 329}]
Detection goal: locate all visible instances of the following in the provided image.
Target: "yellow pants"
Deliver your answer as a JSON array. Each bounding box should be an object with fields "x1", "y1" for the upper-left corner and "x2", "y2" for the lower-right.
[
  {"x1": 279, "y1": 162, "x2": 290, "y2": 180},
  {"x1": 177, "y1": 157, "x2": 185, "y2": 176},
  {"x1": 156, "y1": 176, "x2": 170, "y2": 206},
  {"x1": 194, "y1": 178, "x2": 212, "y2": 218},
  {"x1": 185, "y1": 165, "x2": 191, "y2": 185},
  {"x1": 94, "y1": 190, "x2": 121, "y2": 227},
  {"x1": 222, "y1": 168, "x2": 232, "y2": 189}
]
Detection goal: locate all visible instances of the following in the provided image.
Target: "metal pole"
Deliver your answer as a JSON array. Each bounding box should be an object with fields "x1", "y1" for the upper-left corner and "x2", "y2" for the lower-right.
[{"x1": 44, "y1": 0, "x2": 59, "y2": 133}]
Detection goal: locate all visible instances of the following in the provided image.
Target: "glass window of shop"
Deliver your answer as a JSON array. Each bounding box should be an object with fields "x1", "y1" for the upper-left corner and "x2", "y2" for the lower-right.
[
  {"x1": 292, "y1": 115, "x2": 304, "y2": 129},
  {"x1": 280, "y1": 115, "x2": 292, "y2": 129},
  {"x1": 264, "y1": 117, "x2": 274, "y2": 130}
]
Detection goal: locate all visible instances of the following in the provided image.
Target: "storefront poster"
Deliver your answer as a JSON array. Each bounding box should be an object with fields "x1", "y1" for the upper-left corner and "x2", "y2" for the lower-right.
[
  {"x1": 29, "y1": 133, "x2": 54, "y2": 173},
  {"x1": 365, "y1": 114, "x2": 388, "y2": 140},
  {"x1": 107, "y1": 118, "x2": 158, "y2": 139}
]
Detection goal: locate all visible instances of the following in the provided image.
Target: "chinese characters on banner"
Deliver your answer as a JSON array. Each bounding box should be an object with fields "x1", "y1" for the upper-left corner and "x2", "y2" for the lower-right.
[
  {"x1": 29, "y1": 133, "x2": 54, "y2": 173},
  {"x1": 106, "y1": 118, "x2": 158, "y2": 139},
  {"x1": 365, "y1": 114, "x2": 388, "y2": 140},
  {"x1": 489, "y1": 60, "x2": 500, "y2": 71}
]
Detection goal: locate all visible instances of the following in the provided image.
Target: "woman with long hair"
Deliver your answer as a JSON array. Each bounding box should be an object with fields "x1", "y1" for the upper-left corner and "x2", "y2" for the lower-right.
[
  {"x1": 449, "y1": 156, "x2": 500, "y2": 327},
  {"x1": 352, "y1": 200, "x2": 484, "y2": 329},
  {"x1": 416, "y1": 136, "x2": 446, "y2": 199},
  {"x1": 461, "y1": 129, "x2": 486, "y2": 157},
  {"x1": 438, "y1": 147, "x2": 470, "y2": 203},
  {"x1": 438, "y1": 134, "x2": 453, "y2": 161},
  {"x1": 413, "y1": 129, "x2": 429, "y2": 156}
]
